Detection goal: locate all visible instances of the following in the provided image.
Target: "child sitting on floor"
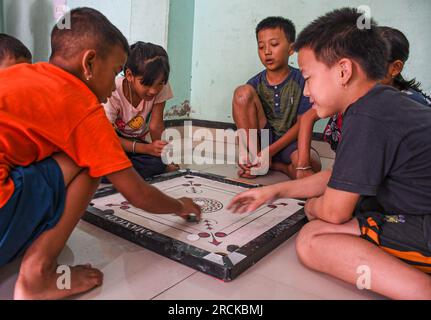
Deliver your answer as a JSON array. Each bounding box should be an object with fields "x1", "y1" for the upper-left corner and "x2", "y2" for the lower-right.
[
  {"x1": 103, "y1": 42, "x2": 179, "y2": 180},
  {"x1": 296, "y1": 26, "x2": 431, "y2": 179},
  {"x1": 228, "y1": 8, "x2": 431, "y2": 299},
  {"x1": 0, "y1": 8, "x2": 200, "y2": 300},
  {"x1": 0, "y1": 33, "x2": 32, "y2": 69},
  {"x1": 232, "y1": 16, "x2": 321, "y2": 180}
]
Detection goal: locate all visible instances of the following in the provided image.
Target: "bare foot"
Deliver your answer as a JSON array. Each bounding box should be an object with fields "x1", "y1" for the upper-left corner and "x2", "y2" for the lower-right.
[
  {"x1": 14, "y1": 264, "x2": 103, "y2": 300},
  {"x1": 270, "y1": 162, "x2": 292, "y2": 176},
  {"x1": 237, "y1": 169, "x2": 257, "y2": 179}
]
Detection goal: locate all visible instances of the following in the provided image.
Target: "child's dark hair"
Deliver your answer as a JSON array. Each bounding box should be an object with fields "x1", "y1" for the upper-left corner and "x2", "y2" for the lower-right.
[
  {"x1": 256, "y1": 17, "x2": 296, "y2": 43},
  {"x1": 0, "y1": 34, "x2": 32, "y2": 62},
  {"x1": 50, "y1": 7, "x2": 129, "y2": 60},
  {"x1": 124, "y1": 42, "x2": 170, "y2": 86},
  {"x1": 378, "y1": 26, "x2": 430, "y2": 99},
  {"x1": 294, "y1": 7, "x2": 387, "y2": 81}
]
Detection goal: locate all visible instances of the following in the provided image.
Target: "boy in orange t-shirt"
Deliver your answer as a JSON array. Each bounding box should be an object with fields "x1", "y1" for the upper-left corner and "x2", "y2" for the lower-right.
[{"x1": 0, "y1": 8, "x2": 200, "y2": 300}]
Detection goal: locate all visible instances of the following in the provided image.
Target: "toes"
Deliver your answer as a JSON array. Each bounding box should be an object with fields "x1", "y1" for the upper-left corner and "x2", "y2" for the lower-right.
[
  {"x1": 241, "y1": 173, "x2": 257, "y2": 179},
  {"x1": 89, "y1": 272, "x2": 104, "y2": 286},
  {"x1": 89, "y1": 276, "x2": 103, "y2": 287}
]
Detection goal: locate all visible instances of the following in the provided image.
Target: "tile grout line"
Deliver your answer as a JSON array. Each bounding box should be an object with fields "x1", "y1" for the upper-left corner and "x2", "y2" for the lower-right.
[{"x1": 150, "y1": 271, "x2": 199, "y2": 300}]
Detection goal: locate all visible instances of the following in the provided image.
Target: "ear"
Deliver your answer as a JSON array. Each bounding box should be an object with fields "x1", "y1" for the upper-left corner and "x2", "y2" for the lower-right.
[
  {"x1": 81, "y1": 50, "x2": 97, "y2": 81},
  {"x1": 288, "y1": 43, "x2": 295, "y2": 56},
  {"x1": 124, "y1": 68, "x2": 134, "y2": 82},
  {"x1": 390, "y1": 60, "x2": 404, "y2": 78},
  {"x1": 338, "y1": 58, "x2": 353, "y2": 87}
]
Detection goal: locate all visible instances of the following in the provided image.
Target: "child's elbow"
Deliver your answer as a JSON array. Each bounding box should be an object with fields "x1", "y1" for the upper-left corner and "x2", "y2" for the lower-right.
[{"x1": 323, "y1": 208, "x2": 353, "y2": 225}]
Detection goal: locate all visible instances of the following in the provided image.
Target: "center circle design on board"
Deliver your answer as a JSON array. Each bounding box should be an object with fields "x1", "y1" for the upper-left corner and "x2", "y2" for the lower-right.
[{"x1": 192, "y1": 198, "x2": 224, "y2": 213}]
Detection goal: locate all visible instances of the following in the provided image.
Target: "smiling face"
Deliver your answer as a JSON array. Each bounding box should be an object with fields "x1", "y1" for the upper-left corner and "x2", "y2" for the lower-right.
[
  {"x1": 126, "y1": 69, "x2": 166, "y2": 102},
  {"x1": 298, "y1": 48, "x2": 350, "y2": 118},
  {"x1": 257, "y1": 28, "x2": 293, "y2": 72}
]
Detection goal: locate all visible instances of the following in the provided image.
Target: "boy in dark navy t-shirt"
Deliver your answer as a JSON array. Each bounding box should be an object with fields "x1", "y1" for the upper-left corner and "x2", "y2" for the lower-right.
[{"x1": 228, "y1": 8, "x2": 431, "y2": 299}]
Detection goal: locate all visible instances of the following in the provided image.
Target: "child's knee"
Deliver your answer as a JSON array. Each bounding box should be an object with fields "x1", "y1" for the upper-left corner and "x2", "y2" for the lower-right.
[
  {"x1": 233, "y1": 85, "x2": 255, "y2": 108},
  {"x1": 295, "y1": 220, "x2": 326, "y2": 266}
]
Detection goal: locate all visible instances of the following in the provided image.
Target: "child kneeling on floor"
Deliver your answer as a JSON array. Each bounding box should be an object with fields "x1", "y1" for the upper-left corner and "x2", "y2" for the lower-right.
[{"x1": 0, "y1": 8, "x2": 200, "y2": 300}]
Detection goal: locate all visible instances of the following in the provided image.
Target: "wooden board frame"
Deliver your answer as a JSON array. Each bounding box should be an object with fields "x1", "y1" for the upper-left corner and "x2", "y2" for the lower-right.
[{"x1": 83, "y1": 170, "x2": 306, "y2": 282}]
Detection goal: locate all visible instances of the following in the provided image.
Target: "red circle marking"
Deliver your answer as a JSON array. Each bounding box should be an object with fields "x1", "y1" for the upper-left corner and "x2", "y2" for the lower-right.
[
  {"x1": 215, "y1": 232, "x2": 227, "y2": 238},
  {"x1": 198, "y1": 233, "x2": 211, "y2": 238}
]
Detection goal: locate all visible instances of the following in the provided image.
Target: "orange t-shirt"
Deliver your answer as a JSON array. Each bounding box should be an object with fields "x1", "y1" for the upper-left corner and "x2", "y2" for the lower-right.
[{"x1": 0, "y1": 62, "x2": 132, "y2": 208}]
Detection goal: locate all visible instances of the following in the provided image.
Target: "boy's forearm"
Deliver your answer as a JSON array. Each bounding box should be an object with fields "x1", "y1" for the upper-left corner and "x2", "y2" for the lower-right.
[
  {"x1": 136, "y1": 183, "x2": 182, "y2": 214},
  {"x1": 297, "y1": 111, "x2": 320, "y2": 167},
  {"x1": 297, "y1": 127, "x2": 313, "y2": 167},
  {"x1": 274, "y1": 169, "x2": 332, "y2": 199},
  {"x1": 108, "y1": 168, "x2": 182, "y2": 214},
  {"x1": 306, "y1": 187, "x2": 360, "y2": 224}
]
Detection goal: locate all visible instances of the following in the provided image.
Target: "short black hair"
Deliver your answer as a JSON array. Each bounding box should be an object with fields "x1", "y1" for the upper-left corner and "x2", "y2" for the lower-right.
[
  {"x1": 125, "y1": 42, "x2": 170, "y2": 86},
  {"x1": 256, "y1": 16, "x2": 296, "y2": 43},
  {"x1": 50, "y1": 7, "x2": 129, "y2": 60},
  {"x1": 294, "y1": 7, "x2": 387, "y2": 80},
  {"x1": 0, "y1": 33, "x2": 32, "y2": 62}
]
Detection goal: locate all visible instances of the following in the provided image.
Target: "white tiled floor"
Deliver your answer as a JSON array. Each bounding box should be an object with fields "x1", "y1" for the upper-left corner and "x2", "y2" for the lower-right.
[{"x1": 0, "y1": 161, "x2": 385, "y2": 300}]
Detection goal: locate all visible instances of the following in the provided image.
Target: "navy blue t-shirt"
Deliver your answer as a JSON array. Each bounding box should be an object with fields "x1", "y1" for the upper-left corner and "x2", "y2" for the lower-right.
[
  {"x1": 403, "y1": 88, "x2": 431, "y2": 107},
  {"x1": 329, "y1": 85, "x2": 431, "y2": 216},
  {"x1": 247, "y1": 67, "x2": 311, "y2": 137}
]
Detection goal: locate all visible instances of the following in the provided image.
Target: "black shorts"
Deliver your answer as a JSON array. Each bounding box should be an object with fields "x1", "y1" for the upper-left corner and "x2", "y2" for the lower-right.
[{"x1": 355, "y1": 198, "x2": 431, "y2": 274}]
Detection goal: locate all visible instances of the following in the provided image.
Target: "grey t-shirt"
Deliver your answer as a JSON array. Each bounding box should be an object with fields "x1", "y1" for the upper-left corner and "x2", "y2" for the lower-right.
[{"x1": 328, "y1": 85, "x2": 431, "y2": 216}]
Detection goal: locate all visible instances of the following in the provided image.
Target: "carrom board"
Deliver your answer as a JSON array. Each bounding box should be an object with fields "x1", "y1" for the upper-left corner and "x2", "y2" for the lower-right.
[{"x1": 84, "y1": 170, "x2": 306, "y2": 281}]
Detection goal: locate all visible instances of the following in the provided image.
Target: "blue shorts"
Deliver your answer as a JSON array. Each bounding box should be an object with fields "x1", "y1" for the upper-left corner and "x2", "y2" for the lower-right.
[
  {"x1": 102, "y1": 150, "x2": 166, "y2": 183},
  {"x1": 261, "y1": 123, "x2": 298, "y2": 165},
  {"x1": 0, "y1": 158, "x2": 66, "y2": 267}
]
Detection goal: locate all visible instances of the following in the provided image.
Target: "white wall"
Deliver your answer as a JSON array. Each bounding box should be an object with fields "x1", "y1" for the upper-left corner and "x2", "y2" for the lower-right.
[
  {"x1": 130, "y1": 0, "x2": 169, "y2": 48},
  {"x1": 68, "y1": 0, "x2": 170, "y2": 48},
  {"x1": 3, "y1": 0, "x2": 430, "y2": 128},
  {"x1": 2, "y1": 0, "x2": 170, "y2": 62},
  {"x1": 3, "y1": 0, "x2": 56, "y2": 62},
  {"x1": 189, "y1": 0, "x2": 431, "y2": 124},
  {"x1": 68, "y1": 0, "x2": 132, "y2": 41}
]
